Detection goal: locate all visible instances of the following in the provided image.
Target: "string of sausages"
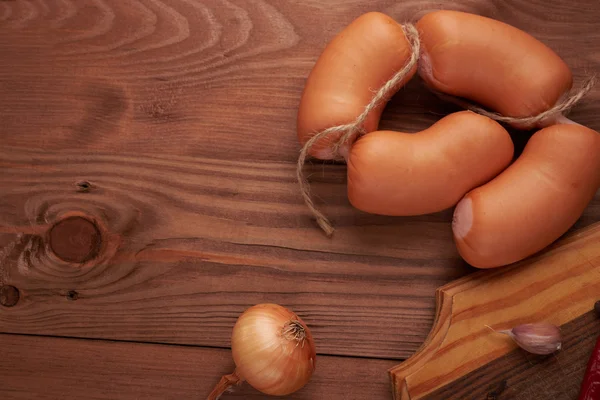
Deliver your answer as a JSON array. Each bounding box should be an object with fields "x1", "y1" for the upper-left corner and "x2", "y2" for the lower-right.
[{"x1": 296, "y1": 15, "x2": 597, "y2": 238}]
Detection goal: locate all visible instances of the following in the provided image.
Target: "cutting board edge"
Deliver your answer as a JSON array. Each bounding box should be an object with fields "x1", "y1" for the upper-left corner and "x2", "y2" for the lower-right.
[{"x1": 387, "y1": 221, "x2": 600, "y2": 399}]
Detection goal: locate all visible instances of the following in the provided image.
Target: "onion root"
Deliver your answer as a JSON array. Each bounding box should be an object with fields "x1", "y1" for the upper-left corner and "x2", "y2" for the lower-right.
[
  {"x1": 282, "y1": 320, "x2": 307, "y2": 346},
  {"x1": 207, "y1": 370, "x2": 243, "y2": 400}
]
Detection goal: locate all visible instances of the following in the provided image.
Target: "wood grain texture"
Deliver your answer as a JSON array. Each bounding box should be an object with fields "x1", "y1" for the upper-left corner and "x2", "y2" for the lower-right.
[
  {"x1": 0, "y1": 333, "x2": 397, "y2": 399},
  {"x1": 0, "y1": 146, "x2": 466, "y2": 359},
  {"x1": 0, "y1": 0, "x2": 599, "y2": 398},
  {"x1": 390, "y1": 222, "x2": 600, "y2": 399},
  {"x1": 428, "y1": 310, "x2": 600, "y2": 400},
  {"x1": 1, "y1": 0, "x2": 599, "y2": 163}
]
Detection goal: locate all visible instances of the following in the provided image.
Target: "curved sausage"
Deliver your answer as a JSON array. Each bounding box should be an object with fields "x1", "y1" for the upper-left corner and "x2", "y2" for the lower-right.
[
  {"x1": 453, "y1": 123, "x2": 600, "y2": 269},
  {"x1": 297, "y1": 12, "x2": 417, "y2": 159},
  {"x1": 416, "y1": 10, "x2": 573, "y2": 126},
  {"x1": 347, "y1": 111, "x2": 514, "y2": 216}
]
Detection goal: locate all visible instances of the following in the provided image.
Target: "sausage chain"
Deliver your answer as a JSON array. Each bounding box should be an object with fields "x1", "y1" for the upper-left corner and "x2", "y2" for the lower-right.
[{"x1": 297, "y1": 11, "x2": 599, "y2": 269}]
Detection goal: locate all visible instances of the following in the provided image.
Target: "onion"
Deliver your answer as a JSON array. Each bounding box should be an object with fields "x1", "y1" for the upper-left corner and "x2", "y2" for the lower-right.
[{"x1": 208, "y1": 303, "x2": 317, "y2": 399}]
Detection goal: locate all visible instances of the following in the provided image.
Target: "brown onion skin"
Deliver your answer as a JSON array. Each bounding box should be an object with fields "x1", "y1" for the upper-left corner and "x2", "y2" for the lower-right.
[{"x1": 231, "y1": 303, "x2": 316, "y2": 396}]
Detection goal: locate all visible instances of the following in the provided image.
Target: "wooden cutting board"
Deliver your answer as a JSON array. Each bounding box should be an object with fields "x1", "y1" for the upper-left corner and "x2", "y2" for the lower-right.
[{"x1": 389, "y1": 222, "x2": 600, "y2": 399}]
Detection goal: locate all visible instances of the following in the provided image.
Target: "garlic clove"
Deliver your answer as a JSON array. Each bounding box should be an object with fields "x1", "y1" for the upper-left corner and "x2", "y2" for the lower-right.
[{"x1": 504, "y1": 322, "x2": 562, "y2": 355}]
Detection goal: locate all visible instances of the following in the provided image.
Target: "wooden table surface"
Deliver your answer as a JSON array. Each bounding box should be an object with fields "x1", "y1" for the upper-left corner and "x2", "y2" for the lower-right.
[{"x1": 1, "y1": 0, "x2": 599, "y2": 399}]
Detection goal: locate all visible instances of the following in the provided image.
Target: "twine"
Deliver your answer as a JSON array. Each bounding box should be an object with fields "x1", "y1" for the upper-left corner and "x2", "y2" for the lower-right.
[
  {"x1": 296, "y1": 23, "x2": 421, "y2": 237},
  {"x1": 297, "y1": 22, "x2": 596, "y2": 236},
  {"x1": 432, "y1": 75, "x2": 597, "y2": 127}
]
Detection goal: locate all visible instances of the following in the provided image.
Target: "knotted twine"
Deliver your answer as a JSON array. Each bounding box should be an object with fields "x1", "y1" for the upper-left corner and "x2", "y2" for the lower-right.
[
  {"x1": 296, "y1": 23, "x2": 597, "y2": 237},
  {"x1": 433, "y1": 75, "x2": 597, "y2": 128},
  {"x1": 296, "y1": 23, "x2": 421, "y2": 237}
]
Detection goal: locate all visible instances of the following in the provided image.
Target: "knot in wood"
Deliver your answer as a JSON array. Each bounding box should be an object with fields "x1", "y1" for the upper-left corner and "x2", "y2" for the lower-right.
[
  {"x1": 66, "y1": 290, "x2": 79, "y2": 301},
  {"x1": 48, "y1": 216, "x2": 102, "y2": 263},
  {"x1": 0, "y1": 285, "x2": 20, "y2": 307},
  {"x1": 75, "y1": 181, "x2": 93, "y2": 192}
]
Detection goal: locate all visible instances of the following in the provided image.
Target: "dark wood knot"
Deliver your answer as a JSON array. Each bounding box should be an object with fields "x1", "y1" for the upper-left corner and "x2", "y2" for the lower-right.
[
  {"x1": 75, "y1": 181, "x2": 93, "y2": 192},
  {"x1": 66, "y1": 290, "x2": 79, "y2": 301},
  {"x1": 48, "y1": 216, "x2": 102, "y2": 263},
  {"x1": 0, "y1": 285, "x2": 20, "y2": 307}
]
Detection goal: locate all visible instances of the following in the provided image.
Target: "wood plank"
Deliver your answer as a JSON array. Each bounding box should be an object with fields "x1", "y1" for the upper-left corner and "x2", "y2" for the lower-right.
[
  {"x1": 389, "y1": 222, "x2": 600, "y2": 399},
  {"x1": 0, "y1": 148, "x2": 468, "y2": 360},
  {"x1": 0, "y1": 333, "x2": 397, "y2": 400},
  {"x1": 1, "y1": 0, "x2": 600, "y2": 362},
  {"x1": 0, "y1": 0, "x2": 598, "y2": 162}
]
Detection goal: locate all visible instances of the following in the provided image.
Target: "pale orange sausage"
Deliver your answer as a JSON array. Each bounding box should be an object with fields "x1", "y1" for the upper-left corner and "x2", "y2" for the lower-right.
[
  {"x1": 453, "y1": 123, "x2": 600, "y2": 269},
  {"x1": 297, "y1": 12, "x2": 417, "y2": 159},
  {"x1": 416, "y1": 10, "x2": 573, "y2": 126},
  {"x1": 347, "y1": 111, "x2": 514, "y2": 216}
]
